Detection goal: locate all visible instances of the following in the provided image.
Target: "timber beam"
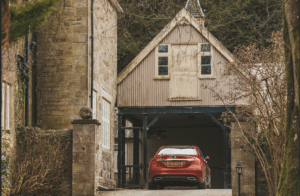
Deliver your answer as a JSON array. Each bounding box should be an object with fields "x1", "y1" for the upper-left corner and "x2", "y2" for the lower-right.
[{"x1": 118, "y1": 106, "x2": 236, "y2": 115}]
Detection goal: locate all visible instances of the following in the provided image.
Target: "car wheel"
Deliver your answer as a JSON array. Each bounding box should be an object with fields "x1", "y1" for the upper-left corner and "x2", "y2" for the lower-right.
[
  {"x1": 148, "y1": 182, "x2": 157, "y2": 190},
  {"x1": 158, "y1": 184, "x2": 164, "y2": 189},
  {"x1": 207, "y1": 175, "x2": 211, "y2": 189},
  {"x1": 198, "y1": 173, "x2": 207, "y2": 189}
]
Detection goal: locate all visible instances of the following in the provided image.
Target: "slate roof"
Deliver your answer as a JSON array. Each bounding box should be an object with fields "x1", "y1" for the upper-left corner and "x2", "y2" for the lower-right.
[{"x1": 185, "y1": 0, "x2": 205, "y2": 18}]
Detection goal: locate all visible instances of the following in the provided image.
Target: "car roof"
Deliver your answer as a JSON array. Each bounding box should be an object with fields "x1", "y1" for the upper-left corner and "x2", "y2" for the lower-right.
[{"x1": 160, "y1": 145, "x2": 196, "y2": 149}]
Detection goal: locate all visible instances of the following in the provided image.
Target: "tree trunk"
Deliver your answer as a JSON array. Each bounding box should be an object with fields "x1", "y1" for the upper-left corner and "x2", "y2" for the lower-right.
[{"x1": 277, "y1": 0, "x2": 300, "y2": 195}]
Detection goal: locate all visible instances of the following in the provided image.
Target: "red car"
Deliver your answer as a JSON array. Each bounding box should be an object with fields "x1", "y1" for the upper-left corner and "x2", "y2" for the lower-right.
[{"x1": 148, "y1": 145, "x2": 211, "y2": 189}]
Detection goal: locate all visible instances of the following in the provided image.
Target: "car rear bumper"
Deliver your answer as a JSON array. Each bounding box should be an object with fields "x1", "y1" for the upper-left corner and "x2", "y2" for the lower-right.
[
  {"x1": 149, "y1": 167, "x2": 203, "y2": 183},
  {"x1": 152, "y1": 175, "x2": 199, "y2": 183}
]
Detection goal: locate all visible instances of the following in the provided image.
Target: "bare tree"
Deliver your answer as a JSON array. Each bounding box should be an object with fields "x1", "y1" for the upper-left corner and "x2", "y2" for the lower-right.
[{"x1": 206, "y1": 32, "x2": 286, "y2": 195}]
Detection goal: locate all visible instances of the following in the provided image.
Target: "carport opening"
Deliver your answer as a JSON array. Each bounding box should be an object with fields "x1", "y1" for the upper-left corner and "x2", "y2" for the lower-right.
[
  {"x1": 117, "y1": 113, "x2": 231, "y2": 189},
  {"x1": 145, "y1": 113, "x2": 231, "y2": 189}
]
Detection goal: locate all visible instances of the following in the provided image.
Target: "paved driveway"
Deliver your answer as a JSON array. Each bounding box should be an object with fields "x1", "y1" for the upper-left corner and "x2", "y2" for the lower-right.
[{"x1": 98, "y1": 188, "x2": 232, "y2": 196}]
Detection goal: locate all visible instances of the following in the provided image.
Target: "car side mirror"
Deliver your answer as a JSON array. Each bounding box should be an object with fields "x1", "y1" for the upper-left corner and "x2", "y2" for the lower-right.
[{"x1": 204, "y1": 156, "x2": 210, "y2": 161}]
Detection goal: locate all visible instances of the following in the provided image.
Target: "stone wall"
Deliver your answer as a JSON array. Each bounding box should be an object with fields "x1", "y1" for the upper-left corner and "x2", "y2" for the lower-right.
[
  {"x1": 255, "y1": 160, "x2": 270, "y2": 196},
  {"x1": 37, "y1": 0, "x2": 119, "y2": 186},
  {"x1": 92, "y1": 0, "x2": 118, "y2": 188},
  {"x1": 37, "y1": 0, "x2": 89, "y2": 129},
  {"x1": 1, "y1": 39, "x2": 26, "y2": 176},
  {"x1": 72, "y1": 119, "x2": 116, "y2": 196},
  {"x1": 231, "y1": 122, "x2": 255, "y2": 196}
]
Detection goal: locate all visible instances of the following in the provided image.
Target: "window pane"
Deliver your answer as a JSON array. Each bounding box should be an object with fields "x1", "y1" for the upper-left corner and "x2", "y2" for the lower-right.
[
  {"x1": 201, "y1": 65, "x2": 211, "y2": 75},
  {"x1": 93, "y1": 90, "x2": 96, "y2": 119},
  {"x1": 158, "y1": 45, "x2": 168, "y2": 53},
  {"x1": 201, "y1": 44, "x2": 211, "y2": 52},
  {"x1": 2, "y1": 83, "x2": 4, "y2": 128},
  {"x1": 6, "y1": 85, "x2": 10, "y2": 129},
  {"x1": 158, "y1": 67, "x2": 168, "y2": 75},
  {"x1": 201, "y1": 56, "x2": 211, "y2": 64},
  {"x1": 102, "y1": 99, "x2": 110, "y2": 148},
  {"x1": 158, "y1": 57, "x2": 168, "y2": 65},
  {"x1": 158, "y1": 148, "x2": 197, "y2": 155}
]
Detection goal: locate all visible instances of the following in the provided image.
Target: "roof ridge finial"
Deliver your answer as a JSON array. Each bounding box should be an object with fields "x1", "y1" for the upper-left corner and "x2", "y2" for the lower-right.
[{"x1": 185, "y1": 0, "x2": 205, "y2": 18}]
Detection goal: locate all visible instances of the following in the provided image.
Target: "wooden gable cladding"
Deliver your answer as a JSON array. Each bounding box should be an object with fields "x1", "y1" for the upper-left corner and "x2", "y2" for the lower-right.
[{"x1": 117, "y1": 23, "x2": 233, "y2": 107}]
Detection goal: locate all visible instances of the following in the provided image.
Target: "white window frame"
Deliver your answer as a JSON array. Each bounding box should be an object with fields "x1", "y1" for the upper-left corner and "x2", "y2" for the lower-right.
[
  {"x1": 198, "y1": 43, "x2": 215, "y2": 79},
  {"x1": 114, "y1": 150, "x2": 118, "y2": 173},
  {"x1": 93, "y1": 90, "x2": 97, "y2": 119},
  {"x1": 1, "y1": 82, "x2": 10, "y2": 129},
  {"x1": 2, "y1": 83, "x2": 4, "y2": 128},
  {"x1": 154, "y1": 44, "x2": 172, "y2": 79},
  {"x1": 102, "y1": 98, "x2": 111, "y2": 149}
]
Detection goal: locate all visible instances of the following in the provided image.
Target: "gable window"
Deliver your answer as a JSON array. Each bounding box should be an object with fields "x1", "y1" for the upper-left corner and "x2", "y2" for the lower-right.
[
  {"x1": 201, "y1": 44, "x2": 211, "y2": 52},
  {"x1": 201, "y1": 56, "x2": 211, "y2": 75},
  {"x1": 102, "y1": 99, "x2": 111, "y2": 149},
  {"x1": 155, "y1": 44, "x2": 171, "y2": 79},
  {"x1": 158, "y1": 57, "x2": 168, "y2": 75},
  {"x1": 2, "y1": 82, "x2": 10, "y2": 129},
  {"x1": 198, "y1": 43, "x2": 214, "y2": 78}
]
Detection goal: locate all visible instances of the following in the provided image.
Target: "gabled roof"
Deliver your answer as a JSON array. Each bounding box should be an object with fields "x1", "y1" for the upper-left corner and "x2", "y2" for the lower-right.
[
  {"x1": 185, "y1": 0, "x2": 205, "y2": 18},
  {"x1": 109, "y1": 0, "x2": 123, "y2": 13},
  {"x1": 117, "y1": 8, "x2": 234, "y2": 84}
]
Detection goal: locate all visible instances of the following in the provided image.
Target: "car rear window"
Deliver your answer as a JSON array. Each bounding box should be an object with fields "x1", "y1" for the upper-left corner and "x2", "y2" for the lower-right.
[{"x1": 157, "y1": 148, "x2": 197, "y2": 155}]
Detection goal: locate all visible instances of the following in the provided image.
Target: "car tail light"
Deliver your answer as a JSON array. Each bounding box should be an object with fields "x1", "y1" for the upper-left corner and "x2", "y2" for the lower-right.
[
  {"x1": 150, "y1": 164, "x2": 158, "y2": 167},
  {"x1": 156, "y1": 158, "x2": 162, "y2": 161}
]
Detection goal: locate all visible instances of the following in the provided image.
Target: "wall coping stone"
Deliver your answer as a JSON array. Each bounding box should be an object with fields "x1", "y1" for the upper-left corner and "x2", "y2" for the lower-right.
[{"x1": 71, "y1": 119, "x2": 101, "y2": 125}]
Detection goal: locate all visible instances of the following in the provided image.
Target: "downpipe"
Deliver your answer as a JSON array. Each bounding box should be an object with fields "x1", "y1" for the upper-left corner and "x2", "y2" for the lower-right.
[
  {"x1": 90, "y1": 0, "x2": 94, "y2": 109},
  {"x1": 17, "y1": 54, "x2": 29, "y2": 126}
]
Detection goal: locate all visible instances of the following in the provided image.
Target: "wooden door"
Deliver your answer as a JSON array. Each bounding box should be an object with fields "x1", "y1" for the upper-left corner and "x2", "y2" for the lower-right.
[{"x1": 170, "y1": 45, "x2": 198, "y2": 99}]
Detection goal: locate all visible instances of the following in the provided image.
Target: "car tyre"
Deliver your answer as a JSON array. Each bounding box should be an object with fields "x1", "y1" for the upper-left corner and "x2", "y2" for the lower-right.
[
  {"x1": 198, "y1": 173, "x2": 207, "y2": 189},
  {"x1": 148, "y1": 182, "x2": 157, "y2": 190}
]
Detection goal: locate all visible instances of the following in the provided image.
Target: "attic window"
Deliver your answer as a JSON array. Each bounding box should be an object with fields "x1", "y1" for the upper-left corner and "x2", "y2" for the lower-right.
[
  {"x1": 201, "y1": 44, "x2": 211, "y2": 52},
  {"x1": 198, "y1": 43, "x2": 214, "y2": 78},
  {"x1": 155, "y1": 44, "x2": 171, "y2": 78},
  {"x1": 158, "y1": 57, "x2": 168, "y2": 75},
  {"x1": 158, "y1": 45, "x2": 168, "y2": 53},
  {"x1": 201, "y1": 56, "x2": 211, "y2": 75}
]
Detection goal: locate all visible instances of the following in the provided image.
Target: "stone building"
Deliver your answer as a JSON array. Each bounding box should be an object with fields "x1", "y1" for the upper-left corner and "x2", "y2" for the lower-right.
[
  {"x1": 2, "y1": 0, "x2": 123, "y2": 193},
  {"x1": 36, "y1": 0, "x2": 123, "y2": 190}
]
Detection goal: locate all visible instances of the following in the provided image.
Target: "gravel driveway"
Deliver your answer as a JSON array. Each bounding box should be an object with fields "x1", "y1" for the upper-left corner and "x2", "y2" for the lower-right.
[{"x1": 98, "y1": 188, "x2": 232, "y2": 196}]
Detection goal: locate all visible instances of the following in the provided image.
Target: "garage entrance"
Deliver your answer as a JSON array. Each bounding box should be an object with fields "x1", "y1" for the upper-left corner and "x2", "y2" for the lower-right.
[{"x1": 117, "y1": 106, "x2": 234, "y2": 189}]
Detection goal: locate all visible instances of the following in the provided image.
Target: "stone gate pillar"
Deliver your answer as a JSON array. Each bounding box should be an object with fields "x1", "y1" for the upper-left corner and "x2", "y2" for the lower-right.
[
  {"x1": 231, "y1": 122, "x2": 255, "y2": 196},
  {"x1": 71, "y1": 117, "x2": 101, "y2": 196}
]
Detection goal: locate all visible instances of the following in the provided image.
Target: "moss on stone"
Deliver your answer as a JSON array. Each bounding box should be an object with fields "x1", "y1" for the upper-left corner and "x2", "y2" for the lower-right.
[{"x1": 277, "y1": 3, "x2": 300, "y2": 195}]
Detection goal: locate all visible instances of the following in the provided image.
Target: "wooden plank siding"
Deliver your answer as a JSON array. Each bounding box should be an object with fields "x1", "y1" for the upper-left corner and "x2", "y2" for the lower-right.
[{"x1": 117, "y1": 24, "x2": 232, "y2": 107}]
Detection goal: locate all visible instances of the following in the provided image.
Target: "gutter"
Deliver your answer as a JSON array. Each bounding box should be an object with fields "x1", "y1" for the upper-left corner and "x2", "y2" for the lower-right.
[
  {"x1": 17, "y1": 54, "x2": 30, "y2": 126},
  {"x1": 32, "y1": 32, "x2": 38, "y2": 126},
  {"x1": 25, "y1": 33, "x2": 30, "y2": 126}
]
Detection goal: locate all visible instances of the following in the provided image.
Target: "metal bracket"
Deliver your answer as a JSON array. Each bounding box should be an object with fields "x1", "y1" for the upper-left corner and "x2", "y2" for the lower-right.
[
  {"x1": 207, "y1": 113, "x2": 227, "y2": 131},
  {"x1": 147, "y1": 114, "x2": 162, "y2": 130}
]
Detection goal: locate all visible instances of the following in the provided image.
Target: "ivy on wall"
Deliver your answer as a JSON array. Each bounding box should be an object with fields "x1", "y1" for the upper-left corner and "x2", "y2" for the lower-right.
[
  {"x1": 1, "y1": 129, "x2": 11, "y2": 195},
  {"x1": 14, "y1": 60, "x2": 26, "y2": 129}
]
